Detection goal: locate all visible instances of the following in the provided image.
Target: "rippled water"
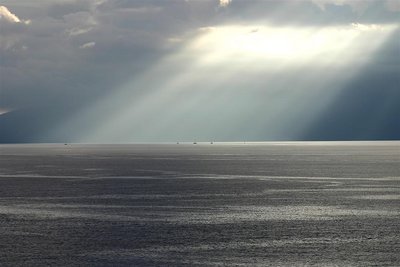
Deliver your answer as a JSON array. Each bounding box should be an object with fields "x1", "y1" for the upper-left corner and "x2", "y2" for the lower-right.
[{"x1": 0, "y1": 142, "x2": 399, "y2": 266}]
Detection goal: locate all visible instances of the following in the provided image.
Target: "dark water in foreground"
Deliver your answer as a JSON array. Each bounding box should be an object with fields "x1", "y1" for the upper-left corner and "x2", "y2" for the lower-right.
[{"x1": 0, "y1": 142, "x2": 399, "y2": 266}]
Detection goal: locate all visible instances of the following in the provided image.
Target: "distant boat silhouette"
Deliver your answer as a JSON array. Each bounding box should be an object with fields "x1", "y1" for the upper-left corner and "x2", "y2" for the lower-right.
[{"x1": 193, "y1": 141, "x2": 197, "y2": 144}]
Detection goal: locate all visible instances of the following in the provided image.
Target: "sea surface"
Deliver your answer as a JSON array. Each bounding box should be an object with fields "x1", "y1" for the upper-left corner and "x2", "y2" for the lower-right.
[{"x1": 0, "y1": 142, "x2": 399, "y2": 266}]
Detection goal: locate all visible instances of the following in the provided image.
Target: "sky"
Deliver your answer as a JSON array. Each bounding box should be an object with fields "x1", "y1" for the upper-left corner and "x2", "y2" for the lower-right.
[{"x1": 0, "y1": 0, "x2": 399, "y2": 143}]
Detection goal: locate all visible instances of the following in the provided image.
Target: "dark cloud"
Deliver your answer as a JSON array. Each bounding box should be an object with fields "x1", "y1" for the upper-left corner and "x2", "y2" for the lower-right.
[
  {"x1": 218, "y1": 0, "x2": 400, "y2": 25},
  {"x1": 46, "y1": 1, "x2": 92, "y2": 19},
  {"x1": 303, "y1": 29, "x2": 400, "y2": 140}
]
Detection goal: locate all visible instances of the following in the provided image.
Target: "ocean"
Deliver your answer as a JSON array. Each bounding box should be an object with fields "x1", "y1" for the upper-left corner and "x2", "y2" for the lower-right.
[{"x1": 0, "y1": 142, "x2": 399, "y2": 266}]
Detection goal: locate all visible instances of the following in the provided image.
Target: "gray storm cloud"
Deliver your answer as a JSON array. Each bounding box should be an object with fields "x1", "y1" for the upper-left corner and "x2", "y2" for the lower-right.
[
  {"x1": 0, "y1": 0, "x2": 399, "y2": 142},
  {"x1": 309, "y1": 0, "x2": 399, "y2": 13}
]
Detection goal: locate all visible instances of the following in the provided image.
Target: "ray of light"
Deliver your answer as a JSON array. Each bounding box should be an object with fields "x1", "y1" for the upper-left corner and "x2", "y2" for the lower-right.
[{"x1": 53, "y1": 22, "x2": 397, "y2": 142}]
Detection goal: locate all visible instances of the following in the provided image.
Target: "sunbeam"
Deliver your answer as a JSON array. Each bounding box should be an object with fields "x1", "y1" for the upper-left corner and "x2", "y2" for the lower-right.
[{"x1": 60, "y1": 22, "x2": 397, "y2": 142}]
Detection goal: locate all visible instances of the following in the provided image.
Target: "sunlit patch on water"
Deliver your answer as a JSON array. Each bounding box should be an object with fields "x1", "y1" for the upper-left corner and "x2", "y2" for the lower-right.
[
  {"x1": 0, "y1": 203, "x2": 398, "y2": 223},
  {"x1": 87, "y1": 234, "x2": 399, "y2": 266},
  {"x1": 348, "y1": 194, "x2": 400, "y2": 200}
]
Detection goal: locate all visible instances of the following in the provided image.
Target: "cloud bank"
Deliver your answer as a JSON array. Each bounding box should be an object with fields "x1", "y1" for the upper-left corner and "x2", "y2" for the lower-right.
[{"x1": 0, "y1": 0, "x2": 399, "y2": 142}]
